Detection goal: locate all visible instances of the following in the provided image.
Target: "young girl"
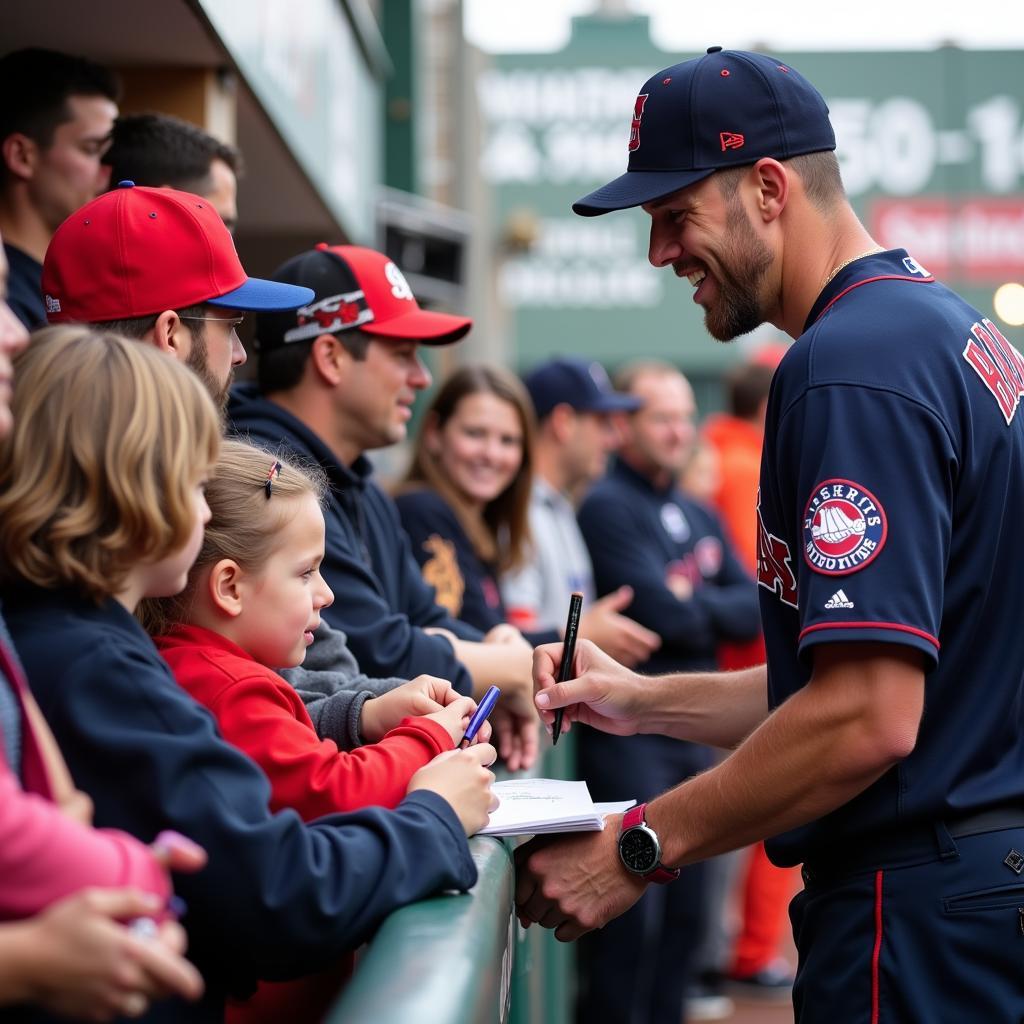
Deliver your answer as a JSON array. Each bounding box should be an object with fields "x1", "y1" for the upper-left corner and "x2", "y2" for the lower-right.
[
  {"x1": 144, "y1": 438, "x2": 490, "y2": 1021},
  {"x1": 0, "y1": 326, "x2": 494, "y2": 1023},
  {"x1": 146, "y1": 438, "x2": 485, "y2": 819},
  {"x1": 395, "y1": 364, "x2": 558, "y2": 645}
]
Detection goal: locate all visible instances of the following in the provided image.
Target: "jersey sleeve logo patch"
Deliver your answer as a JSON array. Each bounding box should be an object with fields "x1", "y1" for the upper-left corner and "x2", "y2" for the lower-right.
[{"x1": 803, "y1": 479, "x2": 887, "y2": 576}]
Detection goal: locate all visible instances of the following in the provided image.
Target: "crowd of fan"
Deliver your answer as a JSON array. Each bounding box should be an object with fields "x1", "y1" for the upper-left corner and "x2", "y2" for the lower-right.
[{"x1": 0, "y1": 47, "x2": 790, "y2": 1023}]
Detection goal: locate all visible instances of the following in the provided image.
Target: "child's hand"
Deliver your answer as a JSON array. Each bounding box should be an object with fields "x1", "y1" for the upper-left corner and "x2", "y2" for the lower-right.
[
  {"x1": 406, "y1": 745, "x2": 499, "y2": 837},
  {"x1": 423, "y1": 695, "x2": 492, "y2": 747},
  {"x1": 360, "y1": 675, "x2": 462, "y2": 743}
]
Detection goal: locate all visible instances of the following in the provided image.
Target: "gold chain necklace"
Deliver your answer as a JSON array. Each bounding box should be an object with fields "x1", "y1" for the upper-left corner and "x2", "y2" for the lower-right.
[{"x1": 822, "y1": 246, "x2": 885, "y2": 289}]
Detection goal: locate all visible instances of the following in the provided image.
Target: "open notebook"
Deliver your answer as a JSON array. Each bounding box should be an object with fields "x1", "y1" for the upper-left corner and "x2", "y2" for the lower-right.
[{"x1": 478, "y1": 778, "x2": 635, "y2": 837}]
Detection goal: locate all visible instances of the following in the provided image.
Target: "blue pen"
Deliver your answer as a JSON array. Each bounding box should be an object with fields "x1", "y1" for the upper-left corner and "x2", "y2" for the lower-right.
[{"x1": 460, "y1": 685, "x2": 500, "y2": 747}]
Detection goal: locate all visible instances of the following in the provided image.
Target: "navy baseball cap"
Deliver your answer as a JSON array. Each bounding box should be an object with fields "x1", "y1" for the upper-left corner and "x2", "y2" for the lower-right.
[
  {"x1": 524, "y1": 357, "x2": 642, "y2": 420},
  {"x1": 573, "y1": 48, "x2": 836, "y2": 217},
  {"x1": 255, "y1": 243, "x2": 471, "y2": 351}
]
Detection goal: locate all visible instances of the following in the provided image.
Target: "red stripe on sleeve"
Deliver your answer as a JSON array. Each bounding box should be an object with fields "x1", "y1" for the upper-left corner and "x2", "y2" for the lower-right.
[{"x1": 799, "y1": 621, "x2": 940, "y2": 650}]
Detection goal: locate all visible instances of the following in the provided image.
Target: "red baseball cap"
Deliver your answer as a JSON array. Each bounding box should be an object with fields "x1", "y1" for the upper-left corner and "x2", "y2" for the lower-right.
[
  {"x1": 42, "y1": 181, "x2": 313, "y2": 322},
  {"x1": 254, "y1": 244, "x2": 472, "y2": 350}
]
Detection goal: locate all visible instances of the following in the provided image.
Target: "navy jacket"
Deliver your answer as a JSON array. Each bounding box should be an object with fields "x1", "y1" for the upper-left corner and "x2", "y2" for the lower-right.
[
  {"x1": 228, "y1": 384, "x2": 478, "y2": 694},
  {"x1": 395, "y1": 488, "x2": 560, "y2": 647},
  {"x1": 3, "y1": 585, "x2": 476, "y2": 1021},
  {"x1": 3, "y1": 243, "x2": 44, "y2": 330},
  {"x1": 578, "y1": 458, "x2": 760, "y2": 675}
]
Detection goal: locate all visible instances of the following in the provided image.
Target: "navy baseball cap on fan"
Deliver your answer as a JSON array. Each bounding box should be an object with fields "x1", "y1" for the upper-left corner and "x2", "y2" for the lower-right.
[
  {"x1": 524, "y1": 357, "x2": 642, "y2": 420},
  {"x1": 255, "y1": 243, "x2": 472, "y2": 351},
  {"x1": 573, "y1": 48, "x2": 836, "y2": 217}
]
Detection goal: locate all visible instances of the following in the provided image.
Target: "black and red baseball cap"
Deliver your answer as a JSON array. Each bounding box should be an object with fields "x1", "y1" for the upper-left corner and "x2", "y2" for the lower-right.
[
  {"x1": 254, "y1": 244, "x2": 472, "y2": 351},
  {"x1": 573, "y1": 48, "x2": 836, "y2": 217},
  {"x1": 42, "y1": 182, "x2": 313, "y2": 321}
]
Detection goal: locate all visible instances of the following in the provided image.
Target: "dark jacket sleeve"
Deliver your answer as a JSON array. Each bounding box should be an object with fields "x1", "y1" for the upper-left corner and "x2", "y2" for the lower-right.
[
  {"x1": 318, "y1": 494, "x2": 477, "y2": 694},
  {"x1": 33, "y1": 640, "x2": 476, "y2": 992},
  {"x1": 578, "y1": 490, "x2": 759, "y2": 652},
  {"x1": 687, "y1": 513, "x2": 762, "y2": 643}
]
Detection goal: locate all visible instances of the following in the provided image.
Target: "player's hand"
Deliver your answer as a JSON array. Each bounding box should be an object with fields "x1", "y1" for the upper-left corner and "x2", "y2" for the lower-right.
[
  {"x1": 14, "y1": 887, "x2": 204, "y2": 1020},
  {"x1": 407, "y1": 744, "x2": 499, "y2": 836},
  {"x1": 360, "y1": 675, "x2": 462, "y2": 742},
  {"x1": 514, "y1": 819, "x2": 646, "y2": 941},
  {"x1": 533, "y1": 638, "x2": 646, "y2": 737},
  {"x1": 579, "y1": 586, "x2": 661, "y2": 667},
  {"x1": 423, "y1": 695, "x2": 492, "y2": 747}
]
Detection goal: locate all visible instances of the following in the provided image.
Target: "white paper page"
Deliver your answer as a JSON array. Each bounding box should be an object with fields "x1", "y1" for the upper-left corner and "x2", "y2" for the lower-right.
[{"x1": 477, "y1": 780, "x2": 636, "y2": 837}]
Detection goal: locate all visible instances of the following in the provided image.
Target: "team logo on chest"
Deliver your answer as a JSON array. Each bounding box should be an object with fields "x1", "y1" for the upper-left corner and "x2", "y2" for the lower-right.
[
  {"x1": 756, "y1": 492, "x2": 797, "y2": 608},
  {"x1": 803, "y1": 479, "x2": 887, "y2": 576}
]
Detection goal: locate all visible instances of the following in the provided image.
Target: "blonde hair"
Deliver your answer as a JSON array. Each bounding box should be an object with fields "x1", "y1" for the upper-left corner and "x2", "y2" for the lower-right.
[
  {"x1": 0, "y1": 325, "x2": 220, "y2": 603},
  {"x1": 140, "y1": 438, "x2": 326, "y2": 634}
]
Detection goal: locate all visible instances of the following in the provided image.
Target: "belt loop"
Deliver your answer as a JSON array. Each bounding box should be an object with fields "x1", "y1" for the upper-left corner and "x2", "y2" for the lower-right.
[{"x1": 933, "y1": 820, "x2": 959, "y2": 861}]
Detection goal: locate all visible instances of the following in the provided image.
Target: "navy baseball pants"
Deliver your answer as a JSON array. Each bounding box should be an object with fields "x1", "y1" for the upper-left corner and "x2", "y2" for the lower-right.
[{"x1": 792, "y1": 824, "x2": 1024, "y2": 1023}]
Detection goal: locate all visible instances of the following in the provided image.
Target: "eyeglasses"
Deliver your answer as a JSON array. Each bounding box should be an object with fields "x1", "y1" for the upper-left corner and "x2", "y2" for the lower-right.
[{"x1": 178, "y1": 315, "x2": 245, "y2": 332}]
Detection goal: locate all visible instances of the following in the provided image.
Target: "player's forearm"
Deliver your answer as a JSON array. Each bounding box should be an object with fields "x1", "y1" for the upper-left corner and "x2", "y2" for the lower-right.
[
  {"x1": 639, "y1": 664, "x2": 769, "y2": 747},
  {"x1": 648, "y1": 650, "x2": 923, "y2": 866}
]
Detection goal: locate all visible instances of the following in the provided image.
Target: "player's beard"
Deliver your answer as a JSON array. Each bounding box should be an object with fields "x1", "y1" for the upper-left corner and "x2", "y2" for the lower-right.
[{"x1": 703, "y1": 198, "x2": 774, "y2": 342}]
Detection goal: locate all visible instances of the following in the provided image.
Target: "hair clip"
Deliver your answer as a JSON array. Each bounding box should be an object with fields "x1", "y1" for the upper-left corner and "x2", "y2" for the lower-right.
[{"x1": 264, "y1": 460, "x2": 282, "y2": 498}]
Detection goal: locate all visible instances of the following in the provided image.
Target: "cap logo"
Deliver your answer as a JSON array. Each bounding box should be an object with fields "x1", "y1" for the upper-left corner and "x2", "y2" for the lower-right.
[
  {"x1": 628, "y1": 94, "x2": 649, "y2": 152},
  {"x1": 44, "y1": 294, "x2": 61, "y2": 314},
  {"x1": 385, "y1": 261, "x2": 415, "y2": 302},
  {"x1": 720, "y1": 132, "x2": 745, "y2": 152},
  {"x1": 284, "y1": 290, "x2": 373, "y2": 343}
]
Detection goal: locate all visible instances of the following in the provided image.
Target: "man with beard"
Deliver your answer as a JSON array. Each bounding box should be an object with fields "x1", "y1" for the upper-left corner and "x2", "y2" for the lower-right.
[
  {"x1": 40, "y1": 181, "x2": 303, "y2": 408},
  {"x1": 516, "y1": 48, "x2": 1024, "y2": 1022}
]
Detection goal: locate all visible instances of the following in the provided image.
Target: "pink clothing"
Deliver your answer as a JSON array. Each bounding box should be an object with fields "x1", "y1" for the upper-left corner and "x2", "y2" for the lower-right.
[{"x1": 0, "y1": 636, "x2": 170, "y2": 920}]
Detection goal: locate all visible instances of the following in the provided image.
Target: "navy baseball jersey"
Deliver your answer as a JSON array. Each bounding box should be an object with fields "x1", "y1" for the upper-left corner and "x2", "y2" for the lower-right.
[{"x1": 757, "y1": 248, "x2": 1024, "y2": 867}]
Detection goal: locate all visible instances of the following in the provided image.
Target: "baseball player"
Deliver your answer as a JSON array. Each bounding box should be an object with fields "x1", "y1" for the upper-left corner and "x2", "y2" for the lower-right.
[{"x1": 515, "y1": 47, "x2": 1024, "y2": 1022}]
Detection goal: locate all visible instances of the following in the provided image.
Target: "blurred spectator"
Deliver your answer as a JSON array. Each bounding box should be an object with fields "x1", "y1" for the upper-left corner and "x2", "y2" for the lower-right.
[
  {"x1": 574, "y1": 360, "x2": 760, "y2": 1024},
  {"x1": 0, "y1": 48, "x2": 119, "y2": 328},
  {"x1": 104, "y1": 112, "x2": 242, "y2": 231},
  {"x1": 500, "y1": 356, "x2": 660, "y2": 667},
  {"x1": 394, "y1": 365, "x2": 553, "y2": 640},
  {"x1": 680, "y1": 440, "x2": 722, "y2": 506},
  {"x1": 231, "y1": 245, "x2": 538, "y2": 770}
]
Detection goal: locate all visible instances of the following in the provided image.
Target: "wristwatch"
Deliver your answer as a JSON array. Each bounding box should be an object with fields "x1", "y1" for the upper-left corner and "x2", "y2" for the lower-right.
[{"x1": 617, "y1": 803, "x2": 680, "y2": 884}]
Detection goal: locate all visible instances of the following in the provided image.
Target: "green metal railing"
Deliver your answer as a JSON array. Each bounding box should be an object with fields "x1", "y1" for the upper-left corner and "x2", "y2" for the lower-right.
[{"x1": 326, "y1": 733, "x2": 576, "y2": 1023}]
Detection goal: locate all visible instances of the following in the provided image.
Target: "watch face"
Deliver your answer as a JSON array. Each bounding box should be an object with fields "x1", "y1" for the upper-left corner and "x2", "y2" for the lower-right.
[{"x1": 619, "y1": 825, "x2": 659, "y2": 874}]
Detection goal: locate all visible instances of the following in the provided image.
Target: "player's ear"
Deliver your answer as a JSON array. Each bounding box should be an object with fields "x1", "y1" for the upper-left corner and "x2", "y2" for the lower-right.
[{"x1": 752, "y1": 158, "x2": 788, "y2": 224}]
